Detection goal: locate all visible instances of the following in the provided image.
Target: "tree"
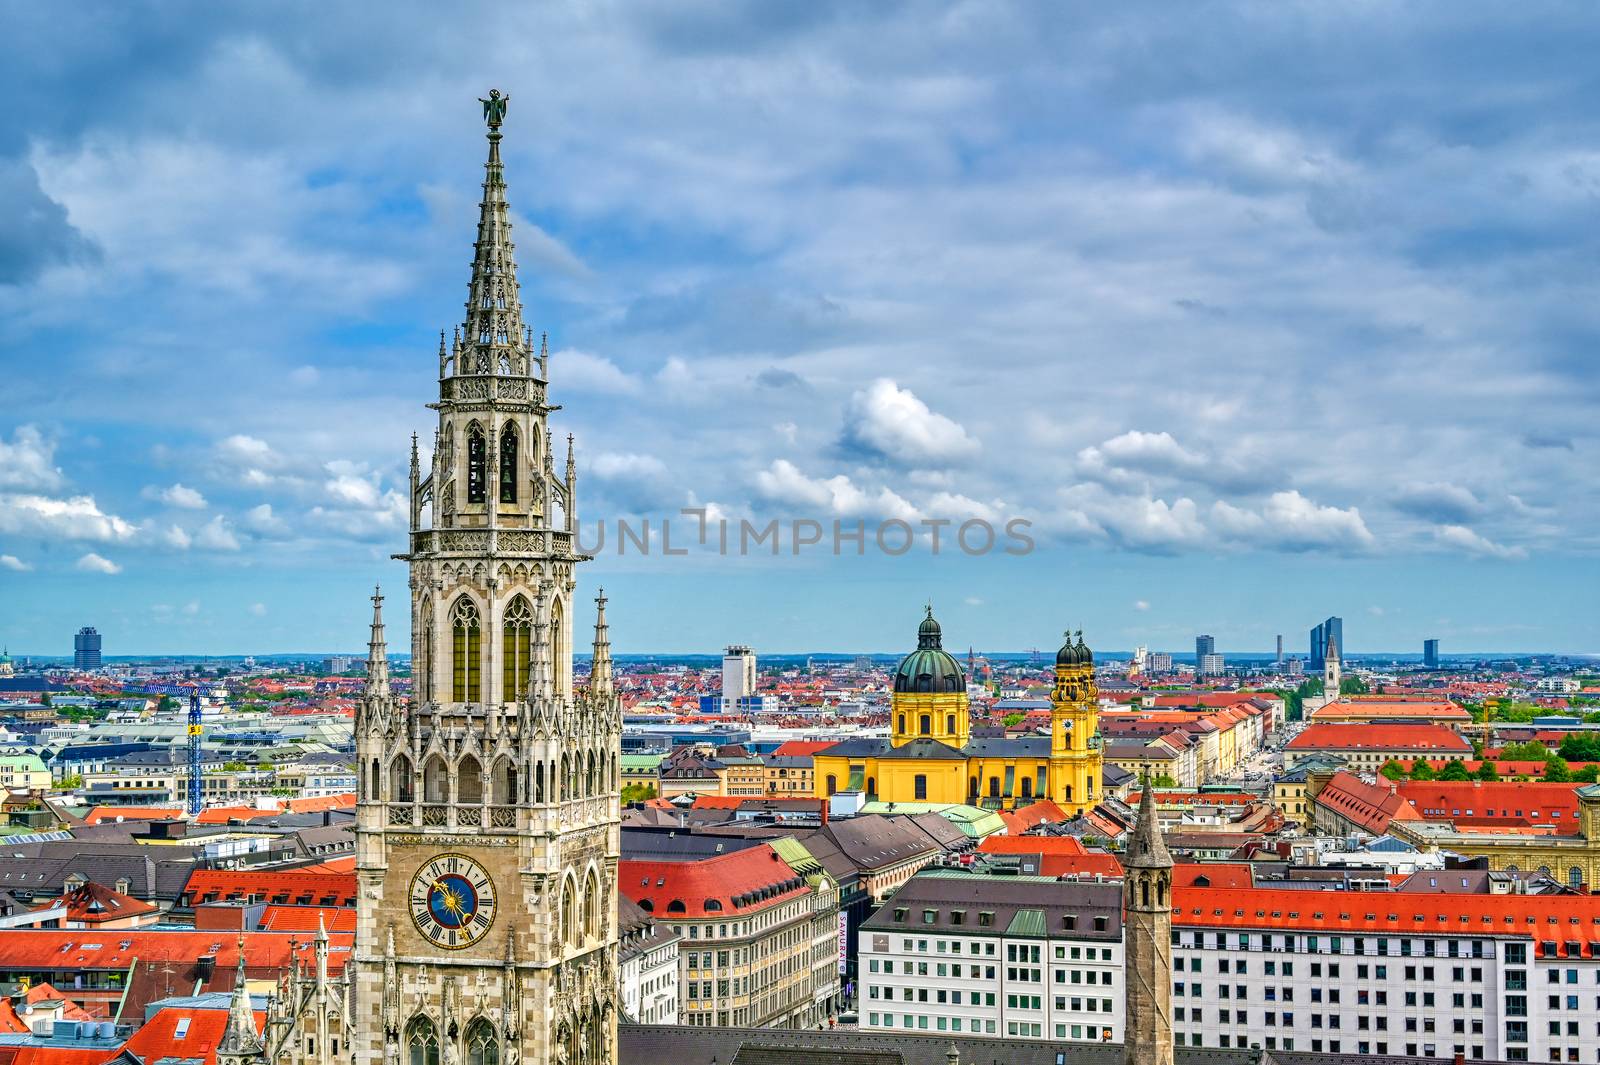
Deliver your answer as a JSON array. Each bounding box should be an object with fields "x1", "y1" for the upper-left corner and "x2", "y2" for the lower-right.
[
  {"x1": 39, "y1": 691, "x2": 52, "y2": 708},
  {"x1": 1151, "y1": 773, "x2": 1178, "y2": 788},
  {"x1": 157, "y1": 694, "x2": 178, "y2": 713},
  {"x1": 1500, "y1": 740, "x2": 1552, "y2": 761},
  {"x1": 1559, "y1": 734, "x2": 1600, "y2": 763},
  {"x1": 1476, "y1": 761, "x2": 1500, "y2": 781},
  {"x1": 1409, "y1": 761, "x2": 1437, "y2": 781},
  {"x1": 1438, "y1": 760, "x2": 1472, "y2": 781},
  {"x1": 1380, "y1": 760, "x2": 1407, "y2": 781},
  {"x1": 620, "y1": 783, "x2": 657, "y2": 804},
  {"x1": 1575, "y1": 765, "x2": 1600, "y2": 784},
  {"x1": 1001, "y1": 712, "x2": 1026, "y2": 728},
  {"x1": 1543, "y1": 757, "x2": 1573, "y2": 783},
  {"x1": 1339, "y1": 676, "x2": 1369, "y2": 695},
  {"x1": 57, "y1": 773, "x2": 83, "y2": 789}
]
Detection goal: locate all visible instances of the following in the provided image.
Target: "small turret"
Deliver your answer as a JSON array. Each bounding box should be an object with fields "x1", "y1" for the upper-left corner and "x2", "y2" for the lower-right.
[
  {"x1": 590, "y1": 588, "x2": 613, "y2": 696},
  {"x1": 217, "y1": 936, "x2": 264, "y2": 1065},
  {"x1": 365, "y1": 587, "x2": 389, "y2": 701}
]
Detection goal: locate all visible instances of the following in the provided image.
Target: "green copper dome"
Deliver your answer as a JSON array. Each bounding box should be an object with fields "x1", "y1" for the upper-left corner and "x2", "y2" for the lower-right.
[
  {"x1": 895, "y1": 606, "x2": 967, "y2": 694},
  {"x1": 1056, "y1": 629, "x2": 1093, "y2": 667}
]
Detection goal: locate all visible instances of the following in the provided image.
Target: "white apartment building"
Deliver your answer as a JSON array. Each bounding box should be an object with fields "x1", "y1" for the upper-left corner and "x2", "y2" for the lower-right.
[
  {"x1": 859, "y1": 871, "x2": 1124, "y2": 1043},
  {"x1": 865, "y1": 872, "x2": 1600, "y2": 1064},
  {"x1": 620, "y1": 899, "x2": 681, "y2": 1026},
  {"x1": 723, "y1": 645, "x2": 757, "y2": 703}
]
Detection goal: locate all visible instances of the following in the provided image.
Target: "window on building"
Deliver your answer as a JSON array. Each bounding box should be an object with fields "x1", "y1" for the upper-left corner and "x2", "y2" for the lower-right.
[
  {"x1": 498, "y1": 424, "x2": 518, "y2": 505},
  {"x1": 915, "y1": 774, "x2": 928, "y2": 801},
  {"x1": 466, "y1": 425, "x2": 487, "y2": 504},
  {"x1": 451, "y1": 597, "x2": 482, "y2": 702}
]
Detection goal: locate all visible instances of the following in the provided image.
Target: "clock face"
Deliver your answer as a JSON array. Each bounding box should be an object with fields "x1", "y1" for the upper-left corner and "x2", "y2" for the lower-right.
[{"x1": 409, "y1": 853, "x2": 497, "y2": 950}]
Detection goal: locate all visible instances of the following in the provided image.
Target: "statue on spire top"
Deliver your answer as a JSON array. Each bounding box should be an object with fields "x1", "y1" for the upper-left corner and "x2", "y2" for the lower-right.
[{"x1": 480, "y1": 89, "x2": 510, "y2": 130}]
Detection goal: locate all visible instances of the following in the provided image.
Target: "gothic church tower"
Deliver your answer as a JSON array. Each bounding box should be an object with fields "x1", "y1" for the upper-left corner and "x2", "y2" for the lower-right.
[
  {"x1": 1122, "y1": 778, "x2": 1174, "y2": 1065},
  {"x1": 349, "y1": 90, "x2": 622, "y2": 1065}
]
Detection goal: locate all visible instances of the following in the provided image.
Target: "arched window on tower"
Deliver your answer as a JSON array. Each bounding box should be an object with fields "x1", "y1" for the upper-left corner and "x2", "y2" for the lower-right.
[
  {"x1": 419, "y1": 599, "x2": 435, "y2": 703},
  {"x1": 422, "y1": 755, "x2": 448, "y2": 804},
  {"x1": 947, "y1": 713, "x2": 956, "y2": 734},
  {"x1": 550, "y1": 596, "x2": 567, "y2": 696},
  {"x1": 465, "y1": 1019, "x2": 499, "y2": 1065},
  {"x1": 919, "y1": 714, "x2": 931, "y2": 736},
  {"x1": 499, "y1": 425, "x2": 518, "y2": 505},
  {"x1": 407, "y1": 1018, "x2": 439, "y2": 1065},
  {"x1": 391, "y1": 755, "x2": 414, "y2": 803},
  {"x1": 458, "y1": 755, "x2": 483, "y2": 805},
  {"x1": 466, "y1": 425, "x2": 486, "y2": 504},
  {"x1": 502, "y1": 595, "x2": 532, "y2": 702},
  {"x1": 451, "y1": 597, "x2": 482, "y2": 702}
]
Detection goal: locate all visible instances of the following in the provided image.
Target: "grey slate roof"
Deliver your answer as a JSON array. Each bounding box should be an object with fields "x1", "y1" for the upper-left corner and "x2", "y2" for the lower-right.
[{"x1": 861, "y1": 869, "x2": 1122, "y2": 940}]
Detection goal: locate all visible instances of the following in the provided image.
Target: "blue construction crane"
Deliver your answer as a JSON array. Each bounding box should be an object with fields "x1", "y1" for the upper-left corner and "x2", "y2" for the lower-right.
[{"x1": 186, "y1": 691, "x2": 202, "y2": 816}]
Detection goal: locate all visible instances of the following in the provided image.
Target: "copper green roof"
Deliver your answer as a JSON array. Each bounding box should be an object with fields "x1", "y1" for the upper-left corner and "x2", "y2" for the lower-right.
[{"x1": 1005, "y1": 907, "x2": 1048, "y2": 937}]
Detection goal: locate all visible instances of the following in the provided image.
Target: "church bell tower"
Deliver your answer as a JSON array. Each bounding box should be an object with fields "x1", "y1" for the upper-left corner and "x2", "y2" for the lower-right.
[{"x1": 349, "y1": 90, "x2": 622, "y2": 1065}]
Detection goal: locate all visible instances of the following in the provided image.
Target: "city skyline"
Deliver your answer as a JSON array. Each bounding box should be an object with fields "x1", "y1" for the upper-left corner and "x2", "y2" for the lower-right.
[{"x1": 3, "y1": 6, "x2": 1598, "y2": 654}]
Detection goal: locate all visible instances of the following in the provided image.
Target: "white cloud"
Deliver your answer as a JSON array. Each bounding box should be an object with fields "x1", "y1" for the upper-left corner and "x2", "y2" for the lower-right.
[
  {"x1": 193, "y1": 515, "x2": 241, "y2": 551},
  {"x1": 1211, "y1": 491, "x2": 1375, "y2": 553},
  {"x1": 250, "y1": 602, "x2": 268, "y2": 616},
  {"x1": 0, "y1": 493, "x2": 138, "y2": 542},
  {"x1": 144, "y1": 482, "x2": 208, "y2": 509},
  {"x1": 159, "y1": 524, "x2": 192, "y2": 550},
  {"x1": 0, "y1": 426, "x2": 63, "y2": 490},
  {"x1": 1392, "y1": 482, "x2": 1485, "y2": 523},
  {"x1": 1134, "y1": 599, "x2": 1150, "y2": 612},
  {"x1": 324, "y1": 473, "x2": 381, "y2": 507},
  {"x1": 242, "y1": 503, "x2": 290, "y2": 538},
  {"x1": 218, "y1": 434, "x2": 278, "y2": 466},
  {"x1": 0, "y1": 554, "x2": 31, "y2": 571},
  {"x1": 75, "y1": 552, "x2": 122, "y2": 575},
  {"x1": 754, "y1": 459, "x2": 919, "y2": 520},
  {"x1": 592, "y1": 452, "x2": 669, "y2": 480},
  {"x1": 964, "y1": 596, "x2": 984, "y2": 607},
  {"x1": 840, "y1": 379, "x2": 979, "y2": 466},
  {"x1": 288, "y1": 365, "x2": 320, "y2": 386},
  {"x1": 923, "y1": 492, "x2": 1003, "y2": 522},
  {"x1": 1433, "y1": 524, "x2": 1528, "y2": 561},
  {"x1": 552, "y1": 349, "x2": 641, "y2": 394},
  {"x1": 182, "y1": 600, "x2": 201, "y2": 615}
]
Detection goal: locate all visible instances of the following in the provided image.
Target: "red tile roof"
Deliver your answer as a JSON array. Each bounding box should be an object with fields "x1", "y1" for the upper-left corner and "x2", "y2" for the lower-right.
[
  {"x1": 259, "y1": 905, "x2": 358, "y2": 933},
  {"x1": 1313, "y1": 772, "x2": 1420, "y2": 834},
  {"x1": 1173, "y1": 884, "x2": 1600, "y2": 937},
  {"x1": 997, "y1": 799, "x2": 1068, "y2": 833},
  {"x1": 770, "y1": 741, "x2": 836, "y2": 758},
  {"x1": 621, "y1": 846, "x2": 809, "y2": 919},
  {"x1": 1395, "y1": 780, "x2": 1583, "y2": 830},
  {"x1": 183, "y1": 870, "x2": 356, "y2": 908},
  {"x1": 977, "y1": 834, "x2": 1123, "y2": 878},
  {"x1": 82, "y1": 806, "x2": 182, "y2": 825},
  {"x1": 1172, "y1": 863, "x2": 1255, "y2": 890},
  {"x1": 1309, "y1": 699, "x2": 1470, "y2": 722},
  {"x1": 285, "y1": 793, "x2": 357, "y2": 813},
  {"x1": 1287, "y1": 723, "x2": 1472, "y2": 753},
  {"x1": 39, "y1": 881, "x2": 158, "y2": 925},
  {"x1": 119, "y1": 1004, "x2": 265, "y2": 1065}
]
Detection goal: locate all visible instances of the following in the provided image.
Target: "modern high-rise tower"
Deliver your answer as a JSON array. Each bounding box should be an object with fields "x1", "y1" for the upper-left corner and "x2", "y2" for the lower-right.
[
  {"x1": 345, "y1": 90, "x2": 622, "y2": 1065},
  {"x1": 73, "y1": 627, "x2": 102, "y2": 670},
  {"x1": 722, "y1": 645, "x2": 756, "y2": 704},
  {"x1": 1423, "y1": 638, "x2": 1440, "y2": 670},
  {"x1": 1309, "y1": 616, "x2": 1343, "y2": 670},
  {"x1": 1194, "y1": 634, "x2": 1215, "y2": 666}
]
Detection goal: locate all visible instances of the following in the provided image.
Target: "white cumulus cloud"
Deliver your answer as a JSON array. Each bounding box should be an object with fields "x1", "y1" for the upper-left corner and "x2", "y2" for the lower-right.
[
  {"x1": 76, "y1": 552, "x2": 122, "y2": 575},
  {"x1": 0, "y1": 426, "x2": 63, "y2": 490},
  {"x1": 0, "y1": 554, "x2": 31, "y2": 571},
  {"x1": 840, "y1": 379, "x2": 979, "y2": 466},
  {"x1": 1433, "y1": 524, "x2": 1527, "y2": 560},
  {"x1": 194, "y1": 515, "x2": 241, "y2": 551},
  {"x1": 0, "y1": 493, "x2": 138, "y2": 542},
  {"x1": 144, "y1": 482, "x2": 208, "y2": 509},
  {"x1": 754, "y1": 459, "x2": 919, "y2": 520}
]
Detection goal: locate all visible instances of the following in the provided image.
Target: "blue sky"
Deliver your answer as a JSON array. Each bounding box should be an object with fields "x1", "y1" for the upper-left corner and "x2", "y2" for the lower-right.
[{"x1": 1, "y1": 3, "x2": 1597, "y2": 657}]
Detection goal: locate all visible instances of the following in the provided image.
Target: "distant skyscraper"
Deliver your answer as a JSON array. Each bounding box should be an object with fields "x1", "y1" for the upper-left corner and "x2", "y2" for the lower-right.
[
  {"x1": 1423, "y1": 638, "x2": 1440, "y2": 670},
  {"x1": 722, "y1": 644, "x2": 756, "y2": 704},
  {"x1": 1147, "y1": 651, "x2": 1173, "y2": 673},
  {"x1": 1199, "y1": 653, "x2": 1225, "y2": 677},
  {"x1": 1276, "y1": 634, "x2": 1283, "y2": 664},
  {"x1": 73, "y1": 627, "x2": 102, "y2": 671},
  {"x1": 1195, "y1": 634, "x2": 1215, "y2": 666},
  {"x1": 1309, "y1": 616, "x2": 1342, "y2": 670}
]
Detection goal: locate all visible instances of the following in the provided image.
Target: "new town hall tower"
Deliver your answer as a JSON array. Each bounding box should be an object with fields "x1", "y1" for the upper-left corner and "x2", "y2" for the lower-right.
[{"x1": 348, "y1": 91, "x2": 622, "y2": 1065}]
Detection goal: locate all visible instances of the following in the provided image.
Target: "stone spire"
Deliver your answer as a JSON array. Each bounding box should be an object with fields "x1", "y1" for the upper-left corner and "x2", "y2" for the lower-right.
[
  {"x1": 1126, "y1": 771, "x2": 1172, "y2": 869},
  {"x1": 217, "y1": 936, "x2": 264, "y2": 1064},
  {"x1": 365, "y1": 586, "x2": 389, "y2": 700},
  {"x1": 457, "y1": 88, "x2": 530, "y2": 380},
  {"x1": 1122, "y1": 771, "x2": 1174, "y2": 1065},
  {"x1": 590, "y1": 588, "x2": 612, "y2": 695}
]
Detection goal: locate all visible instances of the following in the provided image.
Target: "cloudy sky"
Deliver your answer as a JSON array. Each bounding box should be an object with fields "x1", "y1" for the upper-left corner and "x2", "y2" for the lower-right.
[{"x1": 2, "y1": 3, "x2": 1597, "y2": 657}]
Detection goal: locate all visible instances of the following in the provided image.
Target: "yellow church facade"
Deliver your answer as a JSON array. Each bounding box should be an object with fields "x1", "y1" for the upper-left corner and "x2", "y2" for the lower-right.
[{"x1": 815, "y1": 610, "x2": 1103, "y2": 814}]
